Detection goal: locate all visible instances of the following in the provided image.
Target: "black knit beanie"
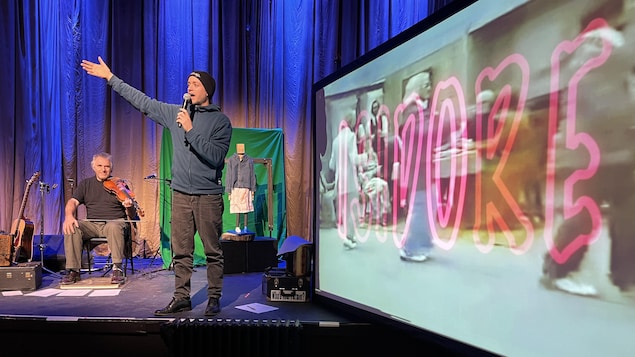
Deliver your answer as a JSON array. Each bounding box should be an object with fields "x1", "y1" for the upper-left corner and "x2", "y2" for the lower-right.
[{"x1": 189, "y1": 71, "x2": 216, "y2": 99}]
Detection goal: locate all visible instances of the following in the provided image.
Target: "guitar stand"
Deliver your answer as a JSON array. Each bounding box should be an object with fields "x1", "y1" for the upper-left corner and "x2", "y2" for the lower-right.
[{"x1": 37, "y1": 181, "x2": 61, "y2": 277}]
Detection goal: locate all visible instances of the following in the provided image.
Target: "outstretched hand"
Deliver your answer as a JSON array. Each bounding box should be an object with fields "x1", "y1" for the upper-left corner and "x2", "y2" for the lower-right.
[{"x1": 81, "y1": 56, "x2": 113, "y2": 81}]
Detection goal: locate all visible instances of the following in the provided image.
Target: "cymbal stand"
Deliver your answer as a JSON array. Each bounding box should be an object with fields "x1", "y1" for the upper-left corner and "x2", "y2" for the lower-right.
[{"x1": 38, "y1": 181, "x2": 60, "y2": 277}]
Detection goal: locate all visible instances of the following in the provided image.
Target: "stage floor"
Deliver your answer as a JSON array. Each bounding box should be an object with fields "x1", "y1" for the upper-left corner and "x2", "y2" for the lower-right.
[
  {"x1": 0, "y1": 258, "x2": 368, "y2": 357},
  {"x1": 0, "y1": 257, "x2": 343, "y2": 321},
  {"x1": 0, "y1": 258, "x2": 462, "y2": 357}
]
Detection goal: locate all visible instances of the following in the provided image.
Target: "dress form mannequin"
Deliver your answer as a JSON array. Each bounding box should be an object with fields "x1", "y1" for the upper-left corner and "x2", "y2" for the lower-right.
[{"x1": 226, "y1": 143, "x2": 256, "y2": 234}]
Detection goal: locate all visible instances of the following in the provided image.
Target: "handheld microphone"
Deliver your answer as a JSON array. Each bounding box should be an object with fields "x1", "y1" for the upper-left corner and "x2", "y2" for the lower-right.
[{"x1": 178, "y1": 93, "x2": 191, "y2": 128}]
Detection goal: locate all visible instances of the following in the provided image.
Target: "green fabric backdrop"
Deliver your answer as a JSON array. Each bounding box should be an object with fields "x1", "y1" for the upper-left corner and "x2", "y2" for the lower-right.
[{"x1": 158, "y1": 128, "x2": 286, "y2": 268}]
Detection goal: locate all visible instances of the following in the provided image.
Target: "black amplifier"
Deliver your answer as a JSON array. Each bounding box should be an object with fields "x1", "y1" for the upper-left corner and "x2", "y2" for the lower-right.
[
  {"x1": 262, "y1": 267, "x2": 310, "y2": 302},
  {"x1": 0, "y1": 262, "x2": 42, "y2": 291}
]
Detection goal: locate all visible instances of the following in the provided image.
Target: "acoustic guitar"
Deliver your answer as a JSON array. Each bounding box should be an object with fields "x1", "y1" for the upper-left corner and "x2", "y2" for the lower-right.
[{"x1": 11, "y1": 171, "x2": 40, "y2": 263}]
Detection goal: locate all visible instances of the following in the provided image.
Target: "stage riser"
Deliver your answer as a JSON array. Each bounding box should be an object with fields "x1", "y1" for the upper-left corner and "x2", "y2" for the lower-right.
[
  {"x1": 163, "y1": 319, "x2": 302, "y2": 357},
  {"x1": 222, "y1": 237, "x2": 278, "y2": 274},
  {"x1": 0, "y1": 317, "x2": 453, "y2": 356}
]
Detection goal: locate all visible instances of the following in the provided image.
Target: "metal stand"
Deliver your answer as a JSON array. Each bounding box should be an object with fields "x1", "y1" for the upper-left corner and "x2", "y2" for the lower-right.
[
  {"x1": 147, "y1": 241, "x2": 164, "y2": 269},
  {"x1": 145, "y1": 176, "x2": 173, "y2": 271},
  {"x1": 38, "y1": 181, "x2": 60, "y2": 277}
]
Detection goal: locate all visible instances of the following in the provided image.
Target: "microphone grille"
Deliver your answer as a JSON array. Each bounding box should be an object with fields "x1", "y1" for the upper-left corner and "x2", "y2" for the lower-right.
[{"x1": 183, "y1": 93, "x2": 191, "y2": 101}]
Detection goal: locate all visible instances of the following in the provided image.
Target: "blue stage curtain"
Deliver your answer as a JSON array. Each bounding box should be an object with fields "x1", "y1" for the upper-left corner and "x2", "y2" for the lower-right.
[{"x1": 0, "y1": 0, "x2": 431, "y2": 257}]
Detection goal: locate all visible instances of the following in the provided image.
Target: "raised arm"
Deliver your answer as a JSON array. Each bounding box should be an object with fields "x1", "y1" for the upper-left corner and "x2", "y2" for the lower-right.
[{"x1": 81, "y1": 56, "x2": 114, "y2": 81}]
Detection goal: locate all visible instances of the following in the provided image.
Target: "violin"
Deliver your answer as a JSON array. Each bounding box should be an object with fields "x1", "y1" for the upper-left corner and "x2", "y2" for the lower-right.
[{"x1": 103, "y1": 177, "x2": 145, "y2": 218}]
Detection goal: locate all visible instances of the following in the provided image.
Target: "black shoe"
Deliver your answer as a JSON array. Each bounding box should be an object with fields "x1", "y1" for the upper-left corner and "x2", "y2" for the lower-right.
[
  {"x1": 205, "y1": 298, "x2": 221, "y2": 316},
  {"x1": 61, "y1": 270, "x2": 81, "y2": 285},
  {"x1": 154, "y1": 297, "x2": 192, "y2": 316}
]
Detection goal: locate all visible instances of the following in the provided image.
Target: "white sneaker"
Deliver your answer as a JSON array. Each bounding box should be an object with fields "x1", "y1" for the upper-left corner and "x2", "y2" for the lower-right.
[
  {"x1": 552, "y1": 276, "x2": 598, "y2": 296},
  {"x1": 343, "y1": 238, "x2": 357, "y2": 249},
  {"x1": 399, "y1": 249, "x2": 428, "y2": 262}
]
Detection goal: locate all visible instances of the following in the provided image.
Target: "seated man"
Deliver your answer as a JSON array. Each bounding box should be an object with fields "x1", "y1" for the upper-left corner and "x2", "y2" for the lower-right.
[
  {"x1": 358, "y1": 141, "x2": 390, "y2": 226},
  {"x1": 61, "y1": 152, "x2": 137, "y2": 284}
]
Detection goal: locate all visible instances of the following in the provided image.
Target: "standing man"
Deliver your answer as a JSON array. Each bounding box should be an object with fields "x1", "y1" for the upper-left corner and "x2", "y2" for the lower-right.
[
  {"x1": 62, "y1": 152, "x2": 136, "y2": 285},
  {"x1": 81, "y1": 56, "x2": 232, "y2": 316},
  {"x1": 397, "y1": 72, "x2": 436, "y2": 262},
  {"x1": 541, "y1": 21, "x2": 635, "y2": 297},
  {"x1": 329, "y1": 110, "x2": 367, "y2": 249}
]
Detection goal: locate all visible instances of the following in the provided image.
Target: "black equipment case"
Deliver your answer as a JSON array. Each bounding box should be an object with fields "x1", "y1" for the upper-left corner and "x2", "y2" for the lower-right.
[
  {"x1": 262, "y1": 267, "x2": 310, "y2": 302},
  {"x1": 0, "y1": 262, "x2": 42, "y2": 291}
]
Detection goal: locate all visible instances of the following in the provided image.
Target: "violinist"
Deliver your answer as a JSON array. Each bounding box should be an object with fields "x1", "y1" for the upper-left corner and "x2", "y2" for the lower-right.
[{"x1": 61, "y1": 152, "x2": 137, "y2": 285}]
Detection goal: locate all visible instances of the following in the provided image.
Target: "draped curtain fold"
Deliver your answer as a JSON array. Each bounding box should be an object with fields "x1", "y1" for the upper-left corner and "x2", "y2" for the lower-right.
[{"x1": 0, "y1": 0, "x2": 437, "y2": 254}]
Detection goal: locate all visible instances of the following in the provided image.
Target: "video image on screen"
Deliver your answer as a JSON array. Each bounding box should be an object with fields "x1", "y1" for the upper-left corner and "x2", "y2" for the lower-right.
[{"x1": 312, "y1": 0, "x2": 635, "y2": 356}]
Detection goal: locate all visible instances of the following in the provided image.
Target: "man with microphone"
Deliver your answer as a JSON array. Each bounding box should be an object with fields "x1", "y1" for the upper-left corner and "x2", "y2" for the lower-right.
[{"x1": 81, "y1": 56, "x2": 232, "y2": 317}]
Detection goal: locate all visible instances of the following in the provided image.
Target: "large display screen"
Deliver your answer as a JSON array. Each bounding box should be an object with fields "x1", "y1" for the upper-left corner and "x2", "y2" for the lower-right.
[{"x1": 312, "y1": 0, "x2": 635, "y2": 355}]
